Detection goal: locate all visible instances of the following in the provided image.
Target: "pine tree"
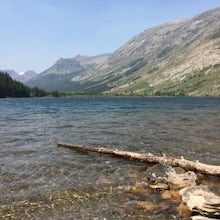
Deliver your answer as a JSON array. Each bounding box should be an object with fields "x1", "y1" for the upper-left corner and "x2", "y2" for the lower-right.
[{"x1": 0, "y1": 72, "x2": 47, "y2": 98}]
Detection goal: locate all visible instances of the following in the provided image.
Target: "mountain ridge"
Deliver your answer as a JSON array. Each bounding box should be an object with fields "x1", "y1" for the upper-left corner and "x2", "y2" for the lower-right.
[
  {"x1": 1, "y1": 69, "x2": 37, "y2": 84},
  {"x1": 27, "y1": 7, "x2": 220, "y2": 96}
]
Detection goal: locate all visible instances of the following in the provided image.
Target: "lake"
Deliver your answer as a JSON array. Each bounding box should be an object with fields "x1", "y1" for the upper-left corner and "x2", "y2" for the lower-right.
[{"x1": 0, "y1": 97, "x2": 220, "y2": 219}]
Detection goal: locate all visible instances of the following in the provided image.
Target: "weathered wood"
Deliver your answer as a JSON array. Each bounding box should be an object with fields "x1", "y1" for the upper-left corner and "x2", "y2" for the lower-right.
[{"x1": 57, "y1": 142, "x2": 220, "y2": 176}]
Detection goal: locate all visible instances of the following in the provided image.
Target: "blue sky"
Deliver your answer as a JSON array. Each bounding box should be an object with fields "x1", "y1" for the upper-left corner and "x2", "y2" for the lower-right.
[{"x1": 0, "y1": 0, "x2": 219, "y2": 73}]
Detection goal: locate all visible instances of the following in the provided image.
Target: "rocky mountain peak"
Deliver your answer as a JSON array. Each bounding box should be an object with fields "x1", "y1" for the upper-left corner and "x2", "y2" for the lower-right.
[
  {"x1": 73, "y1": 54, "x2": 90, "y2": 63},
  {"x1": 42, "y1": 57, "x2": 83, "y2": 75}
]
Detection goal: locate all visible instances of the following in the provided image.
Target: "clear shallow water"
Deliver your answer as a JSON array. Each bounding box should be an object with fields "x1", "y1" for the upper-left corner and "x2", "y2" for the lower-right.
[{"x1": 0, "y1": 97, "x2": 220, "y2": 219}]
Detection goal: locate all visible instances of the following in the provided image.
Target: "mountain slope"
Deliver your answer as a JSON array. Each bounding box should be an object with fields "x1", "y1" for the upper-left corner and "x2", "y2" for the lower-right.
[
  {"x1": 27, "y1": 54, "x2": 110, "y2": 92},
  {"x1": 27, "y1": 7, "x2": 220, "y2": 96},
  {"x1": 1, "y1": 69, "x2": 20, "y2": 80},
  {"x1": 19, "y1": 71, "x2": 37, "y2": 83},
  {"x1": 2, "y1": 70, "x2": 37, "y2": 84},
  {"x1": 101, "y1": 7, "x2": 220, "y2": 96}
]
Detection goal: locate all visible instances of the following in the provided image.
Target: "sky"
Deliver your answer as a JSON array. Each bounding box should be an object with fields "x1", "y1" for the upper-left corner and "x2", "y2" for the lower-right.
[{"x1": 0, "y1": 0, "x2": 220, "y2": 73}]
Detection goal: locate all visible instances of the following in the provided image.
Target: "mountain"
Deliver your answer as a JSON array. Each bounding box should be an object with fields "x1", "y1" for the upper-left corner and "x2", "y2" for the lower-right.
[
  {"x1": 41, "y1": 58, "x2": 83, "y2": 75},
  {"x1": 19, "y1": 71, "x2": 37, "y2": 83},
  {"x1": 2, "y1": 70, "x2": 37, "y2": 84},
  {"x1": 1, "y1": 69, "x2": 20, "y2": 80},
  {"x1": 27, "y1": 7, "x2": 220, "y2": 96},
  {"x1": 27, "y1": 54, "x2": 110, "y2": 92},
  {"x1": 73, "y1": 54, "x2": 110, "y2": 65}
]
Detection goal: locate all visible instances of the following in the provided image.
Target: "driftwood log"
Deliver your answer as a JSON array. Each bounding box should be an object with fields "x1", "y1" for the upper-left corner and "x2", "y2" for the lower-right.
[{"x1": 57, "y1": 142, "x2": 220, "y2": 176}]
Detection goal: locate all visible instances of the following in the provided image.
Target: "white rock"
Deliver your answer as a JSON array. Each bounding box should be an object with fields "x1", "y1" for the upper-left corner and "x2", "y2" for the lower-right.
[
  {"x1": 180, "y1": 186, "x2": 220, "y2": 218},
  {"x1": 168, "y1": 171, "x2": 197, "y2": 188}
]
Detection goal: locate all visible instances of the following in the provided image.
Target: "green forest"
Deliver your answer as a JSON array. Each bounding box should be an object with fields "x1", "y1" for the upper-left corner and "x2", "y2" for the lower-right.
[{"x1": 0, "y1": 72, "x2": 47, "y2": 98}]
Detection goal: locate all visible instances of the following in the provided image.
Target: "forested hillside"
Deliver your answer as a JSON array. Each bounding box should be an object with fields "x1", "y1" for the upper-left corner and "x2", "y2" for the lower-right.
[{"x1": 0, "y1": 72, "x2": 47, "y2": 98}]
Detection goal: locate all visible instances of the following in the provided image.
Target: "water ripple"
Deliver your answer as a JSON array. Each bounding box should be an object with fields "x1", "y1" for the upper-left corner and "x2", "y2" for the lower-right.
[{"x1": 0, "y1": 97, "x2": 220, "y2": 219}]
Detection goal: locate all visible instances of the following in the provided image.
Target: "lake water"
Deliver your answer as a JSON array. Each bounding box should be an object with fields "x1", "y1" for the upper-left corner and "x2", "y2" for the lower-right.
[{"x1": 0, "y1": 97, "x2": 220, "y2": 219}]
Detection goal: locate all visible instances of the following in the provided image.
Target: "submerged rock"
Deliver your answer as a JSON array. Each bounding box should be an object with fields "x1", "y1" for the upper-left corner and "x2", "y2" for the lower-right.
[
  {"x1": 179, "y1": 186, "x2": 220, "y2": 219},
  {"x1": 124, "y1": 200, "x2": 169, "y2": 213},
  {"x1": 95, "y1": 176, "x2": 115, "y2": 186},
  {"x1": 177, "y1": 202, "x2": 192, "y2": 219},
  {"x1": 161, "y1": 190, "x2": 182, "y2": 203},
  {"x1": 149, "y1": 182, "x2": 169, "y2": 190}
]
